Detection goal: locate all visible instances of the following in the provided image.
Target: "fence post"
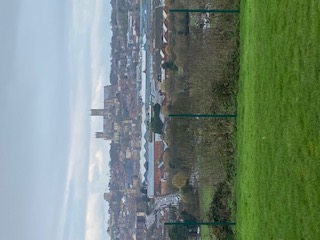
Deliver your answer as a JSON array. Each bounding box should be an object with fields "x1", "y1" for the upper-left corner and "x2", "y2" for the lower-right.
[
  {"x1": 164, "y1": 221, "x2": 236, "y2": 226},
  {"x1": 169, "y1": 9, "x2": 240, "y2": 13},
  {"x1": 169, "y1": 114, "x2": 237, "y2": 118}
]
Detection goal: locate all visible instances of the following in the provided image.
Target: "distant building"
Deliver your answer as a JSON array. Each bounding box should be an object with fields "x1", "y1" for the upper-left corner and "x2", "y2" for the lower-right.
[
  {"x1": 104, "y1": 192, "x2": 112, "y2": 202},
  {"x1": 91, "y1": 85, "x2": 121, "y2": 141}
]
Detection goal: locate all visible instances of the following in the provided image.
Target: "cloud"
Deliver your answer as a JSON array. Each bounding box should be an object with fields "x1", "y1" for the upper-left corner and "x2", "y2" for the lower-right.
[
  {"x1": 56, "y1": 1, "x2": 94, "y2": 238},
  {"x1": 88, "y1": 150, "x2": 104, "y2": 183},
  {"x1": 57, "y1": 72, "x2": 91, "y2": 240},
  {"x1": 85, "y1": 134, "x2": 110, "y2": 240},
  {"x1": 70, "y1": 0, "x2": 93, "y2": 35},
  {"x1": 1, "y1": 0, "x2": 111, "y2": 239},
  {"x1": 56, "y1": 0, "x2": 112, "y2": 239},
  {"x1": 85, "y1": 194, "x2": 108, "y2": 240}
]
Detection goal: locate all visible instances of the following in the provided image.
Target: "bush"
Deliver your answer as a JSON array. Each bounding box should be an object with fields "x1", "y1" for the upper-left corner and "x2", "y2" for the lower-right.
[
  {"x1": 208, "y1": 181, "x2": 234, "y2": 239},
  {"x1": 151, "y1": 104, "x2": 164, "y2": 134},
  {"x1": 162, "y1": 61, "x2": 178, "y2": 71}
]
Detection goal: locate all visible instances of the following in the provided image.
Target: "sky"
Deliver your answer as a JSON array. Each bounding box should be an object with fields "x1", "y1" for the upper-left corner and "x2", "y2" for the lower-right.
[{"x1": 0, "y1": 0, "x2": 112, "y2": 239}]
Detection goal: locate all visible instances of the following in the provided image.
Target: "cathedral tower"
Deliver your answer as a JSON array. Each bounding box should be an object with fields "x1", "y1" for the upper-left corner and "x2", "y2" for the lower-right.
[{"x1": 91, "y1": 109, "x2": 108, "y2": 116}]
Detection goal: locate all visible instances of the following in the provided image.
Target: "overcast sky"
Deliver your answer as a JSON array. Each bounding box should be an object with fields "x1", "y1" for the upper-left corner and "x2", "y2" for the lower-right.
[{"x1": 0, "y1": 0, "x2": 111, "y2": 239}]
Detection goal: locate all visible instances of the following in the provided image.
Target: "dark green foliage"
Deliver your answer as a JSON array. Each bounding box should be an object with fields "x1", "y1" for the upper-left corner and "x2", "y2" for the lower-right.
[
  {"x1": 151, "y1": 117, "x2": 163, "y2": 134},
  {"x1": 153, "y1": 103, "x2": 161, "y2": 115},
  {"x1": 168, "y1": 225, "x2": 188, "y2": 240},
  {"x1": 208, "y1": 182, "x2": 231, "y2": 221},
  {"x1": 181, "y1": 182, "x2": 193, "y2": 194},
  {"x1": 161, "y1": 61, "x2": 178, "y2": 71},
  {"x1": 180, "y1": 210, "x2": 198, "y2": 226},
  {"x1": 208, "y1": 181, "x2": 234, "y2": 239},
  {"x1": 167, "y1": 210, "x2": 198, "y2": 240},
  {"x1": 151, "y1": 104, "x2": 164, "y2": 134}
]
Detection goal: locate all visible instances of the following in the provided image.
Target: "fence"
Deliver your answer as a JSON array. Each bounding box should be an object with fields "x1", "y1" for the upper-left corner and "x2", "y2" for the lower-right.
[{"x1": 159, "y1": 0, "x2": 240, "y2": 239}]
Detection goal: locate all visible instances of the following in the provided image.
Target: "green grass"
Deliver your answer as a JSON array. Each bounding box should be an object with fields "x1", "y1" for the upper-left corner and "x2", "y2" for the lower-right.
[
  {"x1": 237, "y1": 1, "x2": 320, "y2": 239},
  {"x1": 199, "y1": 186, "x2": 215, "y2": 240}
]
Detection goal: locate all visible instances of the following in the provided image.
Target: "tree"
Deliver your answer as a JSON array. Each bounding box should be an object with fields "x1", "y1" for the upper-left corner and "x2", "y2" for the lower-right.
[
  {"x1": 151, "y1": 104, "x2": 164, "y2": 134},
  {"x1": 172, "y1": 172, "x2": 187, "y2": 190},
  {"x1": 168, "y1": 225, "x2": 188, "y2": 240},
  {"x1": 180, "y1": 210, "x2": 198, "y2": 225},
  {"x1": 161, "y1": 61, "x2": 178, "y2": 71}
]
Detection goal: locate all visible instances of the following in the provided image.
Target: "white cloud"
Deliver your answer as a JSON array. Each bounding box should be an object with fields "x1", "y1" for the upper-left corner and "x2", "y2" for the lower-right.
[
  {"x1": 92, "y1": 79, "x2": 104, "y2": 109},
  {"x1": 85, "y1": 0, "x2": 112, "y2": 239},
  {"x1": 71, "y1": 0, "x2": 93, "y2": 34},
  {"x1": 88, "y1": 149, "x2": 104, "y2": 183},
  {"x1": 56, "y1": 58, "x2": 92, "y2": 240},
  {"x1": 85, "y1": 194, "x2": 109, "y2": 240},
  {"x1": 57, "y1": 0, "x2": 112, "y2": 239}
]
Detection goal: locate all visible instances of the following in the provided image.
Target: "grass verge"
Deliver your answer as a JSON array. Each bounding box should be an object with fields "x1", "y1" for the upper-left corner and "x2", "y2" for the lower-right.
[{"x1": 237, "y1": 1, "x2": 320, "y2": 239}]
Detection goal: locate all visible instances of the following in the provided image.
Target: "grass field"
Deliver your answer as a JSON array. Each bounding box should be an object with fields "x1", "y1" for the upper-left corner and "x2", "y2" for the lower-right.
[
  {"x1": 237, "y1": 1, "x2": 320, "y2": 239},
  {"x1": 199, "y1": 186, "x2": 216, "y2": 240}
]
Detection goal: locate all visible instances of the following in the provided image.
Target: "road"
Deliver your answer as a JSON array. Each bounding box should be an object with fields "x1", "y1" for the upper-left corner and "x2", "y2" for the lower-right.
[{"x1": 146, "y1": 193, "x2": 181, "y2": 228}]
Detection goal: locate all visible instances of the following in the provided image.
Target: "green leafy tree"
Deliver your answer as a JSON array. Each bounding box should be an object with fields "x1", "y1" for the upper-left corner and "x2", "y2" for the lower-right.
[
  {"x1": 161, "y1": 61, "x2": 178, "y2": 71},
  {"x1": 168, "y1": 225, "x2": 188, "y2": 240}
]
